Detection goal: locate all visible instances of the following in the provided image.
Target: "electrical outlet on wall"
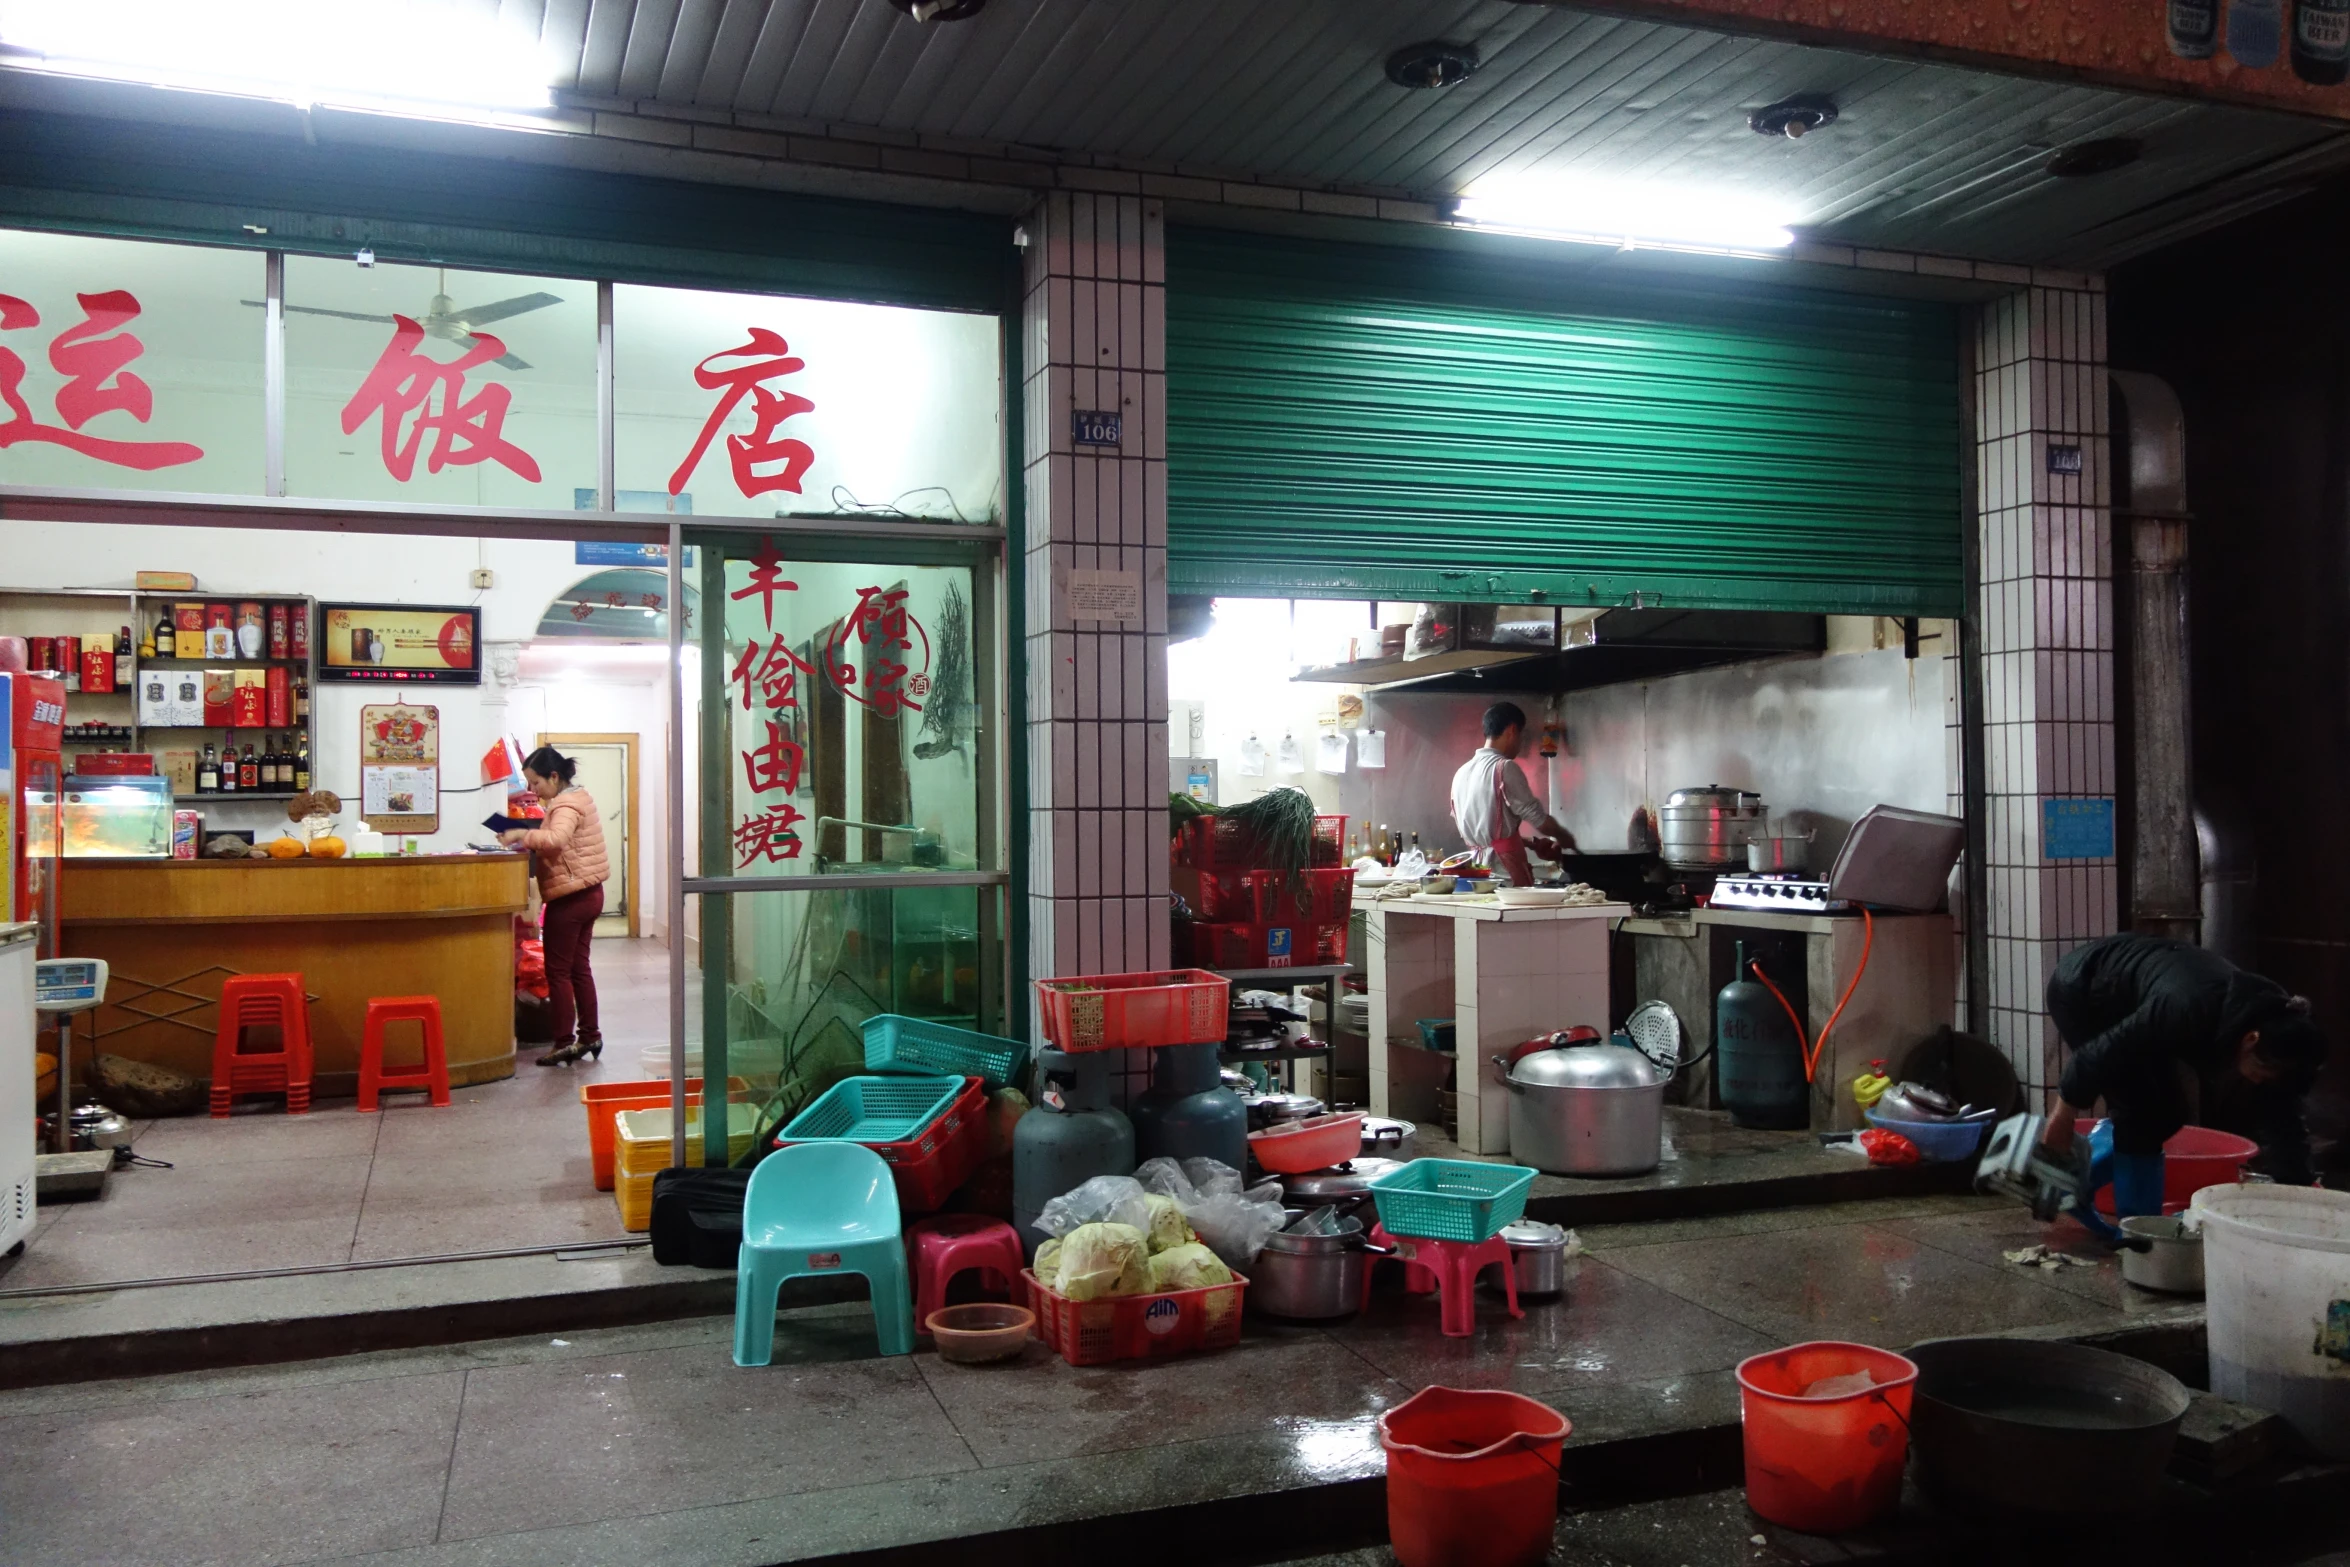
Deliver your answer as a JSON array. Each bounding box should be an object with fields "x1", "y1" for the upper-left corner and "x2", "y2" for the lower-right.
[{"x1": 470, "y1": 568, "x2": 495, "y2": 590}]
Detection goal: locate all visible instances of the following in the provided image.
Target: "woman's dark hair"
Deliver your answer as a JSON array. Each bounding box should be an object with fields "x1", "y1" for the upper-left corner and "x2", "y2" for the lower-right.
[{"x1": 523, "y1": 746, "x2": 577, "y2": 785}]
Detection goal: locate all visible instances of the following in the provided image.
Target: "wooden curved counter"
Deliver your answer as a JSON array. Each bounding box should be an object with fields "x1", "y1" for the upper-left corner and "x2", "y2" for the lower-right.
[{"x1": 60, "y1": 853, "x2": 531, "y2": 1092}]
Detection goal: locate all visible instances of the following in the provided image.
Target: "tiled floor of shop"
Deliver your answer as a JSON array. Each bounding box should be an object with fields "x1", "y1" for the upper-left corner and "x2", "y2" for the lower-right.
[
  {"x1": 0, "y1": 937, "x2": 693, "y2": 1290},
  {"x1": 0, "y1": 1189, "x2": 2203, "y2": 1567}
]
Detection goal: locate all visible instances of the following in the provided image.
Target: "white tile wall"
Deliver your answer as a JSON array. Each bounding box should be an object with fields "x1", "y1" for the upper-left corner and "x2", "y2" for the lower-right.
[
  {"x1": 1959, "y1": 287, "x2": 2119, "y2": 1095},
  {"x1": 1022, "y1": 194, "x2": 1171, "y2": 1063}
]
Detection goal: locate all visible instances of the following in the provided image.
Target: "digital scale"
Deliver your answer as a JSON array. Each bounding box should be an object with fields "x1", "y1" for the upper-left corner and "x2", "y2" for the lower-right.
[{"x1": 34, "y1": 956, "x2": 111, "y2": 1195}]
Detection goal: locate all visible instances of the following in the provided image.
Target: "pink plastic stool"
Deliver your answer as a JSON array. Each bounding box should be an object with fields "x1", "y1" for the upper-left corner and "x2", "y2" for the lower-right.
[
  {"x1": 906, "y1": 1214, "x2": 1026, "y2": 1329},
  {"x1": 1361, "y1": 1222, "x2": 1522, "y2": 1337}
]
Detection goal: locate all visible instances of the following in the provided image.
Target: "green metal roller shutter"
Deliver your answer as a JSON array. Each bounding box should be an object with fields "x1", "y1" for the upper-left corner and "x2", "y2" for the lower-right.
[{"x1": 1167, "y1": 228, "x2": 1962, "y2": 616}]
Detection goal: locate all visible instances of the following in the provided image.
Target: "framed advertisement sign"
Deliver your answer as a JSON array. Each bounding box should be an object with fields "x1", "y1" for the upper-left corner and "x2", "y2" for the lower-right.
[
  {"x1": 318, "y1": 604, "x2": 482, "y2": 685},
  {"x1": 359, "y1": 703, "x2": 440, "y2": 836}
]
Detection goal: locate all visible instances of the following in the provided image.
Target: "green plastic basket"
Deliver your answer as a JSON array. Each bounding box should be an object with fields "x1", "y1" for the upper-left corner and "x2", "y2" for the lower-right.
[
  {"x1": 862, "y1": 1015, "x2": 1026, "y2": 1090},
  {"x1": 1368, "y1": 1158, "x2": 1536, "y2": 1242},
  {"x1": 778, "y1": 1075, "x2": 966, "y2": 1145}
]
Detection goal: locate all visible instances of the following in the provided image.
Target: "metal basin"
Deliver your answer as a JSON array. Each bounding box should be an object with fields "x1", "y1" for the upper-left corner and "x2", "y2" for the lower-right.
[{"x1": 1908, "y1": 1337, "x2": 2191, "y2": 1516}]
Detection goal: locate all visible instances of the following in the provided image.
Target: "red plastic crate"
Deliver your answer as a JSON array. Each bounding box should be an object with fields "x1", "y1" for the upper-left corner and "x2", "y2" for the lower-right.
[
  {"x1": 1310, "y1": 814, "x2": 1348, "y2": 868},
  {"x1": 1023, "y1": 1267, "x2": 1249, "y2": 1365},
  {"x1": 1179, "y1": 813, "x2": 1350, "y2": 873},
  {"x1": 1035, "y1": 969, "x2": 1230, "y2": 1050},
  {"x1": 776, "y1": 1074, "x2": 986, "y2": 1214},
  {"x1": 1175, "y1": 922, "x2": 1342, "y2": 970},
  {"x1": 1192, "y1": 870, "x2": 1259, "y2": 921}
]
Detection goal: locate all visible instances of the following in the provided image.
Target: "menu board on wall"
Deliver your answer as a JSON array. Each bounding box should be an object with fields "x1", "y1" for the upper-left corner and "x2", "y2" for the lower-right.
[{"x1": 359, "y1": 703, "x2": 440, "y2": 836}]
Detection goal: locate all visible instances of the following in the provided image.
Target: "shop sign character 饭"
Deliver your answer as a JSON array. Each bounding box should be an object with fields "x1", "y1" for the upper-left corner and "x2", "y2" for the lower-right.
[
  {"x1": 0, "y1": 288, "x2": 203, "y2": 471},
  {"x1": 340, "y1": 314, "x2": 542, "y2": 482},
  {"x1": 670, "y1": 328, "x2": 816, "y2": 500}
]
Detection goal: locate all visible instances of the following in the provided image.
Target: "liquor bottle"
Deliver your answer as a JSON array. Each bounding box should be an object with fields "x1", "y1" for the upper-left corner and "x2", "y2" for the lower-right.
[
  {"x1": 2168, "y1": 0, "x2": 2220, "y2": 57},
  {"x1": 154, "y1": 612, "x2": 175, "y2": 659},
  {"x1": 198, "y1": 742, "x2": 218, "y2": 796},
  {"x1": 1410, "y1": 830, "x2": 1422, "y2": 860},
  {"x1": 272, "y1": 738, "x2": 290, "y2": 790},
  {"x1": 258, "y1": 737, "x2": 276, "y2": 790},
  {"x1": 216, "y1": 733, "x2": 236, "y2": 795},
  {"x1": 116, "y1": 625, "x2": 133, "y2": 661},
  {"x1": 294, "y1": 674, "x2": 310, "y2": 722},
  {"x1": 240, "y1": 744, "x2": 259, "y2": 792},
  {"x1": 60, "y1": 639, "x2": 78, "y2": 694},
  {"x1": 293, "y1": 735, "x2": 312, "y2": 792},
  {"x1": 2295, "y1": 0, "x2": 2350, "y2": 80}
]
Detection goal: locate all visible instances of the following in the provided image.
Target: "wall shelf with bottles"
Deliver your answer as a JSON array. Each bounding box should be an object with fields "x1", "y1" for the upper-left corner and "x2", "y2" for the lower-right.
[{"x1": 0, "y1": 587, "x2": 317, "y2": 805}]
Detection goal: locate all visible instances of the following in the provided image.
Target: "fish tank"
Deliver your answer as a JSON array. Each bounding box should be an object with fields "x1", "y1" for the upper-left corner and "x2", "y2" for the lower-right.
[{"x1": 31, "y1": 775, "x2": 174, "y2": 858}]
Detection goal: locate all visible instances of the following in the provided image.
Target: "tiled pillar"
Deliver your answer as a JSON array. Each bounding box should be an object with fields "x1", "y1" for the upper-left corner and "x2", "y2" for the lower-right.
[
  {"x1": 1969, "y1": 285, "x2": 2119, "y2": 1100},
  {"x1": 1020, "y1": 192, "x2": 1171, "y2": 1045}
]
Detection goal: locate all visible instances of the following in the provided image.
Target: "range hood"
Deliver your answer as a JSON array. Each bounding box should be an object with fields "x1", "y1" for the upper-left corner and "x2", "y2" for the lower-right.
[{"x1": 1294, "y1": 607, "x2": 1824, "y2": 694}]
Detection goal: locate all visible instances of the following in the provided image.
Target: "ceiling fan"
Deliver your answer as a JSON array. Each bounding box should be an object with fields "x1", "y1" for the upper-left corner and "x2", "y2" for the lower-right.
[{"x1": 240, "y1": 268, "x2": 563, "y2": 370}]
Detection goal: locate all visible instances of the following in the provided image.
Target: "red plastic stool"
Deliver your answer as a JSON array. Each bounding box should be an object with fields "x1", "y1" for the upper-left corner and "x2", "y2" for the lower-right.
[
  {"x1": 359, "y1": 996, "x2": 451, "y2": 1112},
  {"x1": 210, "y1": 973, "x2": 314, "y2": 1117},
  {"x1": 906, "y1": 1214, "x2": 1026, "y2": 1330},
  {"x1": 1361, "y1": 1222, "x2": 1522, "y2": 1337}
]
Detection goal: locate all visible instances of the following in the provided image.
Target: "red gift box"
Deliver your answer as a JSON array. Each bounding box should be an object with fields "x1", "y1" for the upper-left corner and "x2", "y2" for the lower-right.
[{"x1": 266, "y1": 666, "x2": 291, "y2": 727}]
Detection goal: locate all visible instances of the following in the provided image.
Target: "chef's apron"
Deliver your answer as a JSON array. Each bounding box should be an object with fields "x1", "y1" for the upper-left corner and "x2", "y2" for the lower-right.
[{"x1": 1486, "y1": 768, "x2": 1533, "y2": 887}]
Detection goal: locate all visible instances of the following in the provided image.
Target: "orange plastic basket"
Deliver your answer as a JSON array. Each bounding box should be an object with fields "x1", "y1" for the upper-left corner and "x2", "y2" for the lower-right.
[
  {"x1": 1022, "y1": 1267, "x2": 1248, "y2": 1366},
  {"x1": 580, "y1": 1077, "x2": 748, "y2": 1191}
]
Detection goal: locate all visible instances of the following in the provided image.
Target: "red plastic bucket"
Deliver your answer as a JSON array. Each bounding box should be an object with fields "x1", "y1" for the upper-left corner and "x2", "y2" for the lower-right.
[
  {"x1": 1379, "y1": 1386, "x2": 1571, "y2": 1567},
  {"x1": 1736, "y1": 1342, "x2": 1917, "y2": 1534},
  {"x1": 2086, "y1": 1123, "x2": 2258, "y2": 1216}
]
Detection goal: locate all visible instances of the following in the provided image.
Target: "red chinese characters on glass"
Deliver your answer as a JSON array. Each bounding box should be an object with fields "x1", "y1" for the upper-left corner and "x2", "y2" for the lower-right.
[
  {"x1": 0, "y1": 288, "x2": 203, "y2": 470},
  {"x1": 340, "y1": 315, "x2": 542, "y2": 483},
  {"x1": 668, "y1": 328, "x2": 815, "y2": 500},
  {"x1": 824, "y1": 584, "x2": 930, "y2": 718},
  {"x1": 729, "y1": 536, "x2": 810, "y2": 869}
]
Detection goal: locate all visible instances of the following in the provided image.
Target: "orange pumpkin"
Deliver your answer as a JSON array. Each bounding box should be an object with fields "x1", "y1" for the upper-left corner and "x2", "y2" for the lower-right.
[
  {"x1": 266, "y1": 836, "x2": 306, "y2": 860},
  {"x1": 308, "y1": 836, "x2": 348, "y2": 859}
]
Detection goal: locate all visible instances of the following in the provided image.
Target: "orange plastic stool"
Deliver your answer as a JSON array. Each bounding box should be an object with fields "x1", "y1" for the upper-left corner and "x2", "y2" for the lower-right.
[
  {"x1": 210, "y1": 973, "x2": 314, "y2": 1117},
  {"x1": 906, "y1": 1214, "x2": 1026, "y2": 1330},
  {"x1": 1362, "y1": 1222, "x2": 1522, "y2": 1337},
  {"x1": 359, "y1": 996, "x2": 451, "y2": 1111}
]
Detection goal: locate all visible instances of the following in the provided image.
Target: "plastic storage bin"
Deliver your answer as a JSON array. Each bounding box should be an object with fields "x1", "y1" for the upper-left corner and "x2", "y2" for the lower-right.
[
  {"x1": 1864, "y1": 1111, "x2": 1990, "y2": 1164},
  {"x1": 1022, "y1": 1267, "x2": 1249, "y2": 1365},
  {"x1": 1035, "y1": 969, "x2": 1230, "y2": 1051},
  {"x1": 1380, "y1": 1386, "x2": 1571, "y2": 1567},
  {"x1": 862, "y1": 1015, "x2": 1025, "y2": 1090},
  {"x1": 613, "y1": 1102, "x2": 762, "y2": 1231},
  {"x1": 581, "y1": 1077, "x2": 748, "y2": 1192},
  {"x1": 2193, "y1": 1184, "x2": 2350, "y2": 1458},
  {"x1": 777, "y1": 1074, "x2": 988, "y2": 1214},
  {"x1": 1370, "y1": 1158, "x2": 1535, "y2": 1243},
  {"x1": 1736, "y1": 1342, "x2": 1918, "y2": 1533}
]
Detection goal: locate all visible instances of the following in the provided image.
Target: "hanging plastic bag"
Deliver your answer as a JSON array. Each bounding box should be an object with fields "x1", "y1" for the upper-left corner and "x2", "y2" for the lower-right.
[
  {"x1": 1316, "y1": 731, "x2": 1349, "y2": 774},
  {"x1": 1276, "y1": 733, "x2": 1305, "y2": 773},
  {"x1": 1239, "y1": 734, "x2": 1268, "y2": 777},
  {"x1": 1356, "y1": 729, "x2": 1387, "y2": 768}
]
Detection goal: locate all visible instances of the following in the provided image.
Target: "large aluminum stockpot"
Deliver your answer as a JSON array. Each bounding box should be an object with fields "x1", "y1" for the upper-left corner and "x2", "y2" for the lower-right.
[
  {"x1": 1660, "y1": 785, "x2": 1765, "y2": 871},
  {"x1": 1250, "y1": 1214, "x2": 1394, "y2": 1320},
  {"x1": 1495, "y1": 1040, "x2": 1667, "y2": 1176}
]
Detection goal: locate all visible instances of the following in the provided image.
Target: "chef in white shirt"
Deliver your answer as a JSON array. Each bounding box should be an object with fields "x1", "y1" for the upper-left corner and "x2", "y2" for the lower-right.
[{"x1": 1448, "y1": 701, "x2": 1576, "y2": 886}]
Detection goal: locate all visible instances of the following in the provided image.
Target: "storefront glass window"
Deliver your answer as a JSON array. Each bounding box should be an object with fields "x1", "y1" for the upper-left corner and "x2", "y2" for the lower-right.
[
  {"x1": 612, "y1": 283, "x2": 1002, "y2": 523},
  {"x1": 283, "y1": 256, "x2": 596, "y2": 507},
  {"x1": 0, "y1": 229, "x2": 264, "y2": 494},
  {"x1": 704, "y1": 538, "x2": 984, "y2": 882}
]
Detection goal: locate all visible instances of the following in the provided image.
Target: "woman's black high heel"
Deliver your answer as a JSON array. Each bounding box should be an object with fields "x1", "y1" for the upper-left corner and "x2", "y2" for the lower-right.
[
  {"x1": 535, "y1": 1039, "x2": 585, "y2": 1066},
  {"x1": 577, "y1": 1034, "x2": 605, "y2": 1063}
]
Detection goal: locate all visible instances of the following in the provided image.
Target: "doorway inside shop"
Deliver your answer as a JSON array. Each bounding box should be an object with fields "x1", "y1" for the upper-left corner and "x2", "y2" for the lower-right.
[{"x1": 539, "y1": 733, "x2": 639, "y2": 938}]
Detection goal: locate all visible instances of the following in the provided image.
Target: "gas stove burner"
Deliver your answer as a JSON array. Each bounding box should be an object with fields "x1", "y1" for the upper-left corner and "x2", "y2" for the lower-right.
[{"x1": 1711, "y1": 875, "x2": 1839, "y2": 912}]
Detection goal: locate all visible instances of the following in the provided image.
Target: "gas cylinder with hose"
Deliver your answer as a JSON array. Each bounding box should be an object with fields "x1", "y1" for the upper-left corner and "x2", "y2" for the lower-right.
[{"x1": 1714, "y1": 912, "x2": 1879, "y2": 1132}]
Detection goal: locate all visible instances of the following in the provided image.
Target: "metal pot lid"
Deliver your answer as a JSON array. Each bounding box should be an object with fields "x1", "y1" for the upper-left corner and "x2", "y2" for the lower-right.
[
  {"x1": 1282, "y1": 1157, "x2": 1405, "y2": 1199},
  {"x1": 1247, "y1": 1092, "x2": 1326, "y2": 1119},
  {"x1": 1507, "y1": 1042, "x2": 1664, "y2": 1089},
  {"x1": 1359, "y1": 1116, "x2": 1416, "y2": 1144},
  {"x1": 1499, "y1": 1220, "x2": 1569, "y2": 1250},
  {"x1": 1665, "y1": 785, "x2": 1763, "y2": 809}
]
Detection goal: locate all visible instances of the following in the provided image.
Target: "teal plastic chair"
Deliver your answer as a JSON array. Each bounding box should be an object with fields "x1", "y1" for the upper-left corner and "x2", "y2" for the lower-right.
[{"x1": 733, "y1": 1141, "x2": 914, "y2": 1366}]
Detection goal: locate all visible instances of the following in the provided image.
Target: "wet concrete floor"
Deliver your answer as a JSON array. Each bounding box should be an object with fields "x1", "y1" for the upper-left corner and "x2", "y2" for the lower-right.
[{"x1": 0, "y1": 1189, "x2": 2202, "y2": 1567}]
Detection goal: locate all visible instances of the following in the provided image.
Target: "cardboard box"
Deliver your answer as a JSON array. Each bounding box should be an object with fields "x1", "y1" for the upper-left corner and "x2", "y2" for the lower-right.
[
  {"x1": 172, "y1": 809, "x2": 200, "y2": 858},
  {"x1": 138, "y1": 672, "x2": 175, "y2": 727},
  {"x1": 232, "y1": 667, "x2": 266, "y2": 727},
  {"x1": 169, "y1": 672, "x2": 203, "y2": 727},
  {"x1": 173, "y1": 602, "x2": 205, "y2": 638},
  {"x1": 161, "y1": 749, "x2": 198, "y2": 796},
  {"x1": 266, "y1": 666, "x2": 291, "y2": 727},
  {"x1": 137, "y1": 571, "x2": 198, "y2": 592},
  {"x1": 202, "y1": 669, "x2": 235, "y2": 726}
]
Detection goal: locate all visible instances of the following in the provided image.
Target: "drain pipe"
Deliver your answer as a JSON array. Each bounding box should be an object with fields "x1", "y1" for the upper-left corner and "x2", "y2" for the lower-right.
[{"x1": 2110, "y1": 371, "x2": 2198, "y2": 943}]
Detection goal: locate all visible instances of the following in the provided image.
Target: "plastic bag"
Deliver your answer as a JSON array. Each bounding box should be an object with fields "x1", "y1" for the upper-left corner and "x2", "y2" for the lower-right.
[
  {"x1": 1146, "y1": 1241, "x2": 1234, "y2": 1293},
  {"x1": 1135, "y1": 1157, "x2": 1287, "y2": 1269},
  {"x1": 1034, "y1": 1175, "x2": 1152, "y2": 1239},
  {"x1": 1857, "y1": 1128, "x2": 1922, "y2": 1166},
  {"x1": 1055, "y1": 1222, "x2": 1151, "y2": 1300}
]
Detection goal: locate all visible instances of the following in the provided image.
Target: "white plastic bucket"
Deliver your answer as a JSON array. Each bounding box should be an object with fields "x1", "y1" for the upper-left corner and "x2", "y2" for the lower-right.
[{"x1": 2191, "y1": 1184, "x2": 2350, "y2": 1457}]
